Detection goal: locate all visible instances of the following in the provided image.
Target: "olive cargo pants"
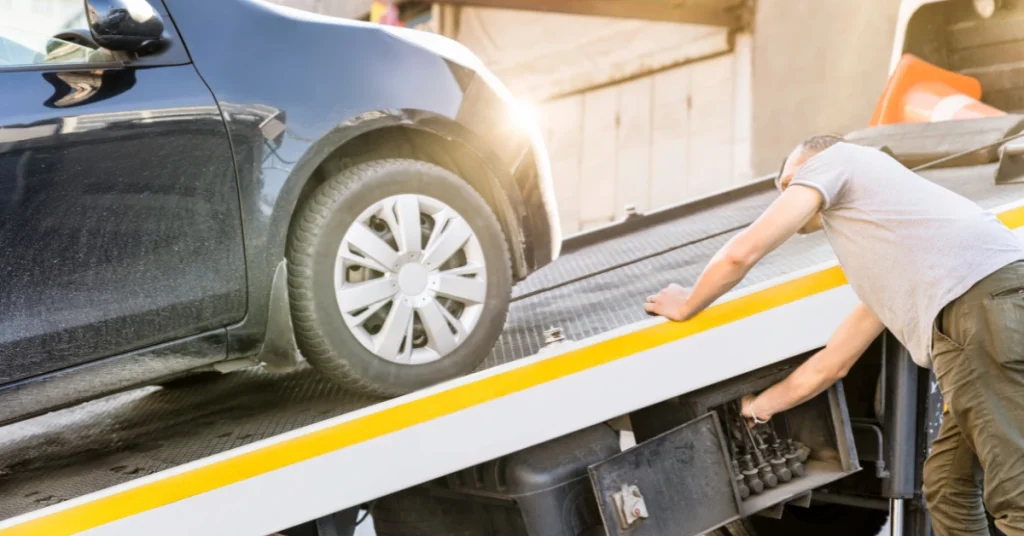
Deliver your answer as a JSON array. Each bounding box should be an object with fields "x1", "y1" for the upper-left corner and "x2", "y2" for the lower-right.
[{"x1": 922, "y1": 261, "x2": 1024, "y2": 536}]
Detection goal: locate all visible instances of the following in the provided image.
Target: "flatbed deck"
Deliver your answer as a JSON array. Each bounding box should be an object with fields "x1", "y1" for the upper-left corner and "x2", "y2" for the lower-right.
[
  {"x1": 494, "y1": 163, "x2": 1024, "y2": 364},
  {"x1": 2, "y1": 161, "x2": 1023, "y2": 535}
]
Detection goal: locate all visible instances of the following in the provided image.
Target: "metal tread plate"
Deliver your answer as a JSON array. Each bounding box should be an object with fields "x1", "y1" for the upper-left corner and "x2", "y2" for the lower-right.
[
  {"x1": 491, "y1": 163, "x2": 1024, "y2": 367},
  {"x1": 0, "y1": 366, "x2": 381, "y2": 521},
  {"x1": 0, "y1": 164, "x2": 1021, "y2": 522}
]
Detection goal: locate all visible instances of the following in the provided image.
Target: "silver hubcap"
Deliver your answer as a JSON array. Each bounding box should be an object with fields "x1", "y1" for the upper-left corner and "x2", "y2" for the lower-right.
[{"x1": 335, "y1": 194, "x2": 486, "y2": 365}]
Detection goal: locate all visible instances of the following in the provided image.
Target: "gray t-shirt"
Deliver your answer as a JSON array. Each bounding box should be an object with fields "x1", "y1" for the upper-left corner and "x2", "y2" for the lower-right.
[{"x1": 790, "y1": 142, "x2": 1024, "y2": 368}]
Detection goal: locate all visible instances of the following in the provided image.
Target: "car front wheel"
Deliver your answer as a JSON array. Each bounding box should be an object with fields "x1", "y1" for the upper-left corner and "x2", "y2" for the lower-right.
[{"x1": 287, "y1": 159, "x2": 512, "y2": 396}]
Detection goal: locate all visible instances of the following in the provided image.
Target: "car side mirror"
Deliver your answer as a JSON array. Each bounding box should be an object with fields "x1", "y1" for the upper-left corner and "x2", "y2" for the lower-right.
[{"x1": 84, "y1": 0, "x2": 165, "y2": 53}]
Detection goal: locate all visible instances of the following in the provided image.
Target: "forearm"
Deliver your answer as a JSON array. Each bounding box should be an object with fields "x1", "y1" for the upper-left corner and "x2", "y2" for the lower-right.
[
  {"x1": 748, "y1": 302, "x2": 884, "y2": 421},
  {"x1": 678, "y1": 248, "x2": 752, "y2": 319},
  {"x1": 748, "y1": 352, "x2": 839, "y2": 420},
  {"x1": 670, "y1": 190, "x2": 824, "y2": 321}
]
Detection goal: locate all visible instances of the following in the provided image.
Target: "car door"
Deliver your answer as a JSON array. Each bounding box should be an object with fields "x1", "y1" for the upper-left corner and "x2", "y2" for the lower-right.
[{"x1": 0, "y1": 0, "x2": 246, "y2": 384}]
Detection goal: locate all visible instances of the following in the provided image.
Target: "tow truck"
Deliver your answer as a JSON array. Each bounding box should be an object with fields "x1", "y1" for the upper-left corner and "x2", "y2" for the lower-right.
[{"x1": 3, "y1": 0, "x2": 1024, "y2": 535}]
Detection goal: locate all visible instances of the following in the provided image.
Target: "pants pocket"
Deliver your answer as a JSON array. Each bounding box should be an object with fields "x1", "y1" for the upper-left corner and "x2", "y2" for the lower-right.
[
  {"x1": 978, "y1": 297, "x2": 1024, "y2": 366},
  {"x1": 989, "y1": 284, "x2": 1024, "y2": 300},
  {"x1": 932, "y1": 322, "x2": 965, "y2": 388},
  {"x1": 933, "y1": 305, "x2": 965, "y2": 351}
]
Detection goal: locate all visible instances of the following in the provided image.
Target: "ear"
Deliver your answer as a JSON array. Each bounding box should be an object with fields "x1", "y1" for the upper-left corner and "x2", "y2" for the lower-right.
[{"x1": 776, "y1": 156, "x2": 788, "y2": 190}]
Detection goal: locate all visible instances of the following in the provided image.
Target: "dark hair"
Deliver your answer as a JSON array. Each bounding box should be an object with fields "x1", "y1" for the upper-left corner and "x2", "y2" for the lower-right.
[
  {"x1": 776, "y1": 134, "x2": 846, "y2": 188},
  {"x1": 800, "y1": 134, "x2": 845, "y2": 154}
]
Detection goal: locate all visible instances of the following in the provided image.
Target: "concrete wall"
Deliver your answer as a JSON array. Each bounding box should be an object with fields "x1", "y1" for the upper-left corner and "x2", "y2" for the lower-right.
[
  {"x1": 537, "y1": 35, "x2": 753, "y2": 233},
  {"x1": 451, "y1": 1, "x2": 901, "y2": 234},
  {"x1": 750, "y1": 0, "x2": 901, "y2": 175},
  {"x1": 265, "y1": 0, "x2": 901, "y2": 234},
  {"x1": 449, "y1": 7, "x2": 753, "y2": 234},
  {"x1": 453, "y1": 7, "x2": 732, "y2": 102}
]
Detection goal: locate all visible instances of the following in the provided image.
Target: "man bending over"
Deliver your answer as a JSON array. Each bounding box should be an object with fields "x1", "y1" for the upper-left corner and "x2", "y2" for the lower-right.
[{"x1": 644, "y1": 135, "x2": 1024, "y2": 535}]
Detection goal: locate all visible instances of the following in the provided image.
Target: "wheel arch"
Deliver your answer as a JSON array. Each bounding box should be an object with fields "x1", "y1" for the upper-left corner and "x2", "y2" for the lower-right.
[
  {"x1": 250, "y1": 110, "x2": 528, "y2": 371},
  {"x1": 286, "y1": 112, "x2": 530, "y2": 281}
]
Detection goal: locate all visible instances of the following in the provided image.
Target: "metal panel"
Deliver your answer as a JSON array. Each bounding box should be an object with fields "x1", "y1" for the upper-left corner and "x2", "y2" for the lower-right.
[
  {"x1": 588, "y1": 413, "x2": 741, "y2": 536},
  {"x1": 882, "y1": 334, "x2": 920, "y2": 498}
]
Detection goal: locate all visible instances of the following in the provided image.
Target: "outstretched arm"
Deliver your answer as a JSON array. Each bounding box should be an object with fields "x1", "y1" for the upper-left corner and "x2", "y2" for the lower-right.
[
  {"x1": 645, "y1": 185, "x2": 823, "y2": 321},
  {"x1": 741, "y1": 302, "x2": 885, "y2": 421}
]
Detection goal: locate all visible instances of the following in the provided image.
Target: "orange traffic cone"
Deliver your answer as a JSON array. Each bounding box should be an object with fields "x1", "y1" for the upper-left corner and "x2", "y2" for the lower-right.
[{"x1": 869, "y1": 54, "x2": 1004, "y2": 126}]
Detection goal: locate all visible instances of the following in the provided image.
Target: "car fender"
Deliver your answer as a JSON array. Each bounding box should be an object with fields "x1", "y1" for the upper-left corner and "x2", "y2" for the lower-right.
[{"x1": 163, "y1": 0, "x2": 549, "y2": 359}]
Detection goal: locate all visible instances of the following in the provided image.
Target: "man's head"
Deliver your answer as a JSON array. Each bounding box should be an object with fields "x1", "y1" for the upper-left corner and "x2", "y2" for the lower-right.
[
  {"x1": 776, "y1": 134, "x2": 845, "y2": 191},
  {"x1": 776, "y1": 134, "x2": 844, "y2": 234}
]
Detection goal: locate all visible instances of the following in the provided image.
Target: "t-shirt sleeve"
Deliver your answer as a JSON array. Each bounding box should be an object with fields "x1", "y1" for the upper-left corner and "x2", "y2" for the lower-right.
[{"x1": 789, "y1": 147, "x2": 851, "y2": 210}]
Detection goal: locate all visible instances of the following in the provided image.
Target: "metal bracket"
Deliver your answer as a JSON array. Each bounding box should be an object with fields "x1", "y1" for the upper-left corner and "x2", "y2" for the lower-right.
[
  {"x1": 755, "y1": 502, "x2": 785, "y2": 519},
  {"x1": 852, "y1": 421, "x2": 890, "y2": 479},
  {"x1": 542, "y1": 326, "x2": 566, "y2": 346},
  {"x1": 612, "y1": 484, "x2": 649, "y2": 529},
  {"x1": 789, "y1": 491, "x2": 813, "y2": 508},
  {"x1": 996, "y1": 139, "x2": 1024, "y2": 184}
]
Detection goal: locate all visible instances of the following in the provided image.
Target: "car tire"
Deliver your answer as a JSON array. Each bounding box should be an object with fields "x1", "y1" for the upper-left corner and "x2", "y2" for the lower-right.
[{"x1": 287, "y1": 159, "x2": 512, "y2": 396}]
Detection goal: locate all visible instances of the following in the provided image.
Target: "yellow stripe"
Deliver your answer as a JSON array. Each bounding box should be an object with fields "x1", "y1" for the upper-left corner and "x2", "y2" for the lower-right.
[
  {"x1": 6, "y1": 204, "x2": 1024, "y2": 536},
  {"x1": 999, "y1": 204, "x2": 1024, "y2": 228}
]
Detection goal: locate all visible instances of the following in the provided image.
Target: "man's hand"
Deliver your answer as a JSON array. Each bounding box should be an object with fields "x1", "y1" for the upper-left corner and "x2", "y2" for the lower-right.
[
  {"x1": 648, "y1": 186, "x2": 823, "y2": 323},
  {"x1": 734, "y1": 303, "x2": 885, "y2": 422},
  {"x1": 644, "y1": 283, "x2": 693, "y2": 321},
  {"x1": 739, "y1": 394, "x2": 765, "y2": 426}
]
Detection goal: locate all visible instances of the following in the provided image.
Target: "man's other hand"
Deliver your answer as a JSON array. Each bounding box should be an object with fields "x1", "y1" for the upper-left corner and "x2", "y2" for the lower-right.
[
  {"x1": 644, "y1": 283, "x2": 692, "y2": 321},
  {"x1": 739, "y1": 394, "x2": 762, "y2": 426}
]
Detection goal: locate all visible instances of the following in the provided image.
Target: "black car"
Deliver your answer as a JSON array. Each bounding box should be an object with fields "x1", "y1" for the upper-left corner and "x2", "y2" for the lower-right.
[{"x1": 0, "y1": 0, "x2": 560, "y2": 425}]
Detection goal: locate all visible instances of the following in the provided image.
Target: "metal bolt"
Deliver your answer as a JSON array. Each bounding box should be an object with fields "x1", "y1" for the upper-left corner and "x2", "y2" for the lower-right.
[
  {"x1": 759, "y1": 464, "x2": 779, "y2": 488},
  {"x1": 632, "y1": 507, "x2": 642, "y2": 517},
  {"x1": 543, "y1": 327, "x2": 566, "y2": 346}
]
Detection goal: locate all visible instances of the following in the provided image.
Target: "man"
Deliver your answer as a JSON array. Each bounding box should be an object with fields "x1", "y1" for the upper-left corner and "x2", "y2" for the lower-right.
[{"x1": 644, "y1": 135, "x2": 1024, "y2": 535}]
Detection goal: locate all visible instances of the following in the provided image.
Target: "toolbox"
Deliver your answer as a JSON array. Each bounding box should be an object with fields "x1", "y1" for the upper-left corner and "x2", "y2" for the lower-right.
[{"x1": 588, "y1": 369, "x2": 860, "y2": 536}]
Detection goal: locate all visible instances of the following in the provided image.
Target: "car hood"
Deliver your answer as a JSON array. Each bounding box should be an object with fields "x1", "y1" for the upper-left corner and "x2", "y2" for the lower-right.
[{"x1": 383, "y1": 26, "x2": 561, "y2": 259}]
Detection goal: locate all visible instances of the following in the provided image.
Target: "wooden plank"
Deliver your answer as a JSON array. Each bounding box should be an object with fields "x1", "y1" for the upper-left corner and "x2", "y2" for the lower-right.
[
  {"x1": 438, "y1": 0, "x2": 741, "y2": 27},
  {"x1": 732, "y1": 33, "x2": 753, "y2": 186},
  {"x1": 541, "y1": 95, "x2": 585, "y2": 234},
  {"x1": 579, "y1": 86, "x2": 620, "y2": 228},
  {"x1": 615, "y1": 77, "x2": 653, "y2": 217},
  {"x1": 687, "y1": 53, "x2": 735, "y2": 198},
  {"x1": 650, "y1": 65, "x2": 691, "y2": 208}
]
